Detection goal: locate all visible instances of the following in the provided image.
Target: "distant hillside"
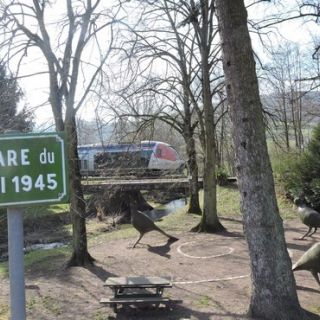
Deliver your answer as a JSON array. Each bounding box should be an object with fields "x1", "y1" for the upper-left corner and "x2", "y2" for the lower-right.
[{"x1": 261, "y1": 90, "x2": 320, "y2": 125}]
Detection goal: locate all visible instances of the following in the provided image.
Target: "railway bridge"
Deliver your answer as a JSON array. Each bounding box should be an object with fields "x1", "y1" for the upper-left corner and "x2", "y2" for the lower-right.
[{"x1": 82, "y1": 177, "x2": 198, "y2": 193}]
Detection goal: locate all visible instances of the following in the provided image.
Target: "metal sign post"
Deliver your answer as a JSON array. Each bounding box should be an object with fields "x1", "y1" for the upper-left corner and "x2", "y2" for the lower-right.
[
  {"x1": 1, "y1": 132, "x2": 69, "y2": 320},
  {"x1": 7, "y1": 207, "x2": 26, "y2": 320}
]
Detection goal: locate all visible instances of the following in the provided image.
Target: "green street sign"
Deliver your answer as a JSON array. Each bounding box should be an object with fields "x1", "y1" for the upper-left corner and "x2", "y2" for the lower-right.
[{"x1": 0, "y1": 132, "x2": 69, "y2": 207}]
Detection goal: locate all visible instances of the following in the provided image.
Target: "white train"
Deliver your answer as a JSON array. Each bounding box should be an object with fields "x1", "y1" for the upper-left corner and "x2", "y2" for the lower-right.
[{"x1": 77, "y1": 141, "x2": 185, "y2": 176}]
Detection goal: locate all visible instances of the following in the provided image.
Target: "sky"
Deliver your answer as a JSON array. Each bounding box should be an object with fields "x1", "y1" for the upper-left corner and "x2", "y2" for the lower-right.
[{"x1": 11, "y1": 0, "x2": 320, "y2": 129}]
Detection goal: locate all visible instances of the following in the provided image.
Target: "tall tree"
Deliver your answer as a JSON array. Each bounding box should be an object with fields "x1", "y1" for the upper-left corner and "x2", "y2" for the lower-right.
[
  {"x1": 0, "y1": 0, "x2": 115, "y2": 266},
  {"x1": 216, "y1": 0, "x2": 307, "y2": 319},
  {"x1": 0, "y1": 63, "x2": 33, "y2": 133},
  {"x1": 186, "y1": 0, "x2": 225, "y2": 232}
]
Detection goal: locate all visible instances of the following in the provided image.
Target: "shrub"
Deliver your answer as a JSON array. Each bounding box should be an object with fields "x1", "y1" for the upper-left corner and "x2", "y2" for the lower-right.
[
  {"x1": 278, "y1": 123, "x2": 320, "y2": 210},
  {"x1": 216, "y1": 167, "x2": 229, "y2": 186}
]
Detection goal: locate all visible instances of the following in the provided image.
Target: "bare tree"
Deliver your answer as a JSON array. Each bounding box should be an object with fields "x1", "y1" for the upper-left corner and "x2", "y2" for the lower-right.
[
  {"x1": 0, "y1": 0, "x2": 116, "y2": 266},
  {"x1": 259, "y1": 40, "x2": 320, "y2": 155},
  {"x1": 216, "y1": 0, "x2": 308, "y2": 318},
  {"x1": 184, "y1": 0, "x2": 225, "y2": 232},
  {"x1": 112, "y1": 1, "x2": 228, "y2": 229},
  {"x1": 263, "y1": 44, "x2": 301, "y2": 150},
  {"x1": 106, "y1": 0, "x2": 204, "y2": 213}
]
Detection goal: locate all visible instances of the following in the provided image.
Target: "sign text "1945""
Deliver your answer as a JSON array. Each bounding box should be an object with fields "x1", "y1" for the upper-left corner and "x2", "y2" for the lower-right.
[
  {"x1": 0, "y1": 148, "x2": 57, "y2": 194},
  {"x1": 2, "y1": 174, "x2": 58, "y2": 194}
]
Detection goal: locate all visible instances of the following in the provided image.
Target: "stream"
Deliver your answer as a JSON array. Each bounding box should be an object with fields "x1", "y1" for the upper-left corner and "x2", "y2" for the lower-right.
[{"x1": 145, "y1": 198, "x2": 186, "y2": 221}]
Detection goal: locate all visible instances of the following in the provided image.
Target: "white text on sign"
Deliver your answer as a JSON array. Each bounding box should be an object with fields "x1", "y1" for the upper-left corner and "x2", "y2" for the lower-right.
[
  {"x1": 0, "y1": 149, "x2": 30, "y2": 166},
  {"x1": 0, "y1": 147, "x2": 58, "y2": 194}
]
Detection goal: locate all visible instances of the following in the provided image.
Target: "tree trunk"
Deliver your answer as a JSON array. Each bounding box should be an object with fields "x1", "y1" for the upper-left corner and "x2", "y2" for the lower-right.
[
  {"x1": 199, "y1": 37, "x2": 224, "y2": 231},
  {"x1": 180, "y1": 77, "x2": 201, "y2": 215},
  {"x1": 297, "y1": 89, "x2": 304, "y2": 150},
  {"x1": 198, "y1": 132, "x2": 225, "y2": 232},
  {"x1": 216, "y1": 1, "x2": 306, "y2": 319},
  {"x1": 184, "y1": 131, "x2": 201, "y2": 214},
  {"x1": 281, "y1": 94, "x2": 290, "y2": 150},
  {"x1": 192, "y1": 1, "x2": 225, "y2": 232},
  {"x1": 216, "y1": 102, "x2": 226, "y2": 168},
  {"x1": 65, "y1": 112, "x2": 95, "y2": 267}
]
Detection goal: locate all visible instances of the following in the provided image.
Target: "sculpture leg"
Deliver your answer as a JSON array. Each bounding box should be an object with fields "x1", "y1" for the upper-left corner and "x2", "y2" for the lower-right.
[
  {"x1": 309, "y1": 227, "x2": 318, "y2": 237},
  {"x1": 311, "y1": 270, "x2": 320, "y2": 286},
  {"x1": 299, "y1": 227, "x2": 312, "y2": 240},
  {"x1": 132, "y1": 234, "x2": 143, "y2": 248}
]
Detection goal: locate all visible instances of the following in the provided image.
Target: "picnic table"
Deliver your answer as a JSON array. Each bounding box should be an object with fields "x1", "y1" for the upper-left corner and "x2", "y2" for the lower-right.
[{"x1": 100, "y1": 276, "x2": 182, "y2": 312}]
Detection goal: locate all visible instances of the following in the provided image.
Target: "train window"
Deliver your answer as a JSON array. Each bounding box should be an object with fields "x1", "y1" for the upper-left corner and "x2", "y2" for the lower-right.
[
  {"x1": 141, "y1": 150, "x2": 153, "y2": 160},
  {"x1": 81, "y1": 160, "x2": 88, "y2": 170}
]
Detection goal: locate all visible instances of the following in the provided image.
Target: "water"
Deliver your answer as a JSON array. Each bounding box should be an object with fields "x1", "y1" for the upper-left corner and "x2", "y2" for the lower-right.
[
  {"x1": 145, "y1": 198, "x2": 186, "y2": 221},
  {"x1": 25, "y1": 242, "x2": 66, "y2": 252}
]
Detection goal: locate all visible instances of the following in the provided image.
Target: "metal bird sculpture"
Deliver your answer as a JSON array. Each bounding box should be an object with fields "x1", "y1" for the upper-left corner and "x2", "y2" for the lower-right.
[
  {"x1": 294, "y1": 198, "x2": 320, "y2": 240},
  {"x1": 130, "y1": 208, "x2": 178, "y2": 248},
  {"x1": 292, "y1": 242, "x2": 320, "y2": 286}
]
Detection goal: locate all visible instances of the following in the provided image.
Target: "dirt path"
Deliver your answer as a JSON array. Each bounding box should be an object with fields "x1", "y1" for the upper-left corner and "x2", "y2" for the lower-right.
[{"x1": 1, "y1": 218, "x2": 320, "y2": 319}]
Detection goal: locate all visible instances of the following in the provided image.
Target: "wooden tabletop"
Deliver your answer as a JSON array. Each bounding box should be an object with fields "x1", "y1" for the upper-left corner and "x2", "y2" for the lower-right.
[{"x1": 104, "y1": 276, "x2": 172, "y2": 288}]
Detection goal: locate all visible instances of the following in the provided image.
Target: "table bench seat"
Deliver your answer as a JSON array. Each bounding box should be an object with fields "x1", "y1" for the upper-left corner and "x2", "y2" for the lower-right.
[
  {"x1": 100, "y1": 296, "x2": 174, "y2": 304},
  {"x1": 100, "y1": 296, "x2": 182, "y2": 312},
  {"x1": 101, "y1": 276, "x2": 181, "y2": 312}
]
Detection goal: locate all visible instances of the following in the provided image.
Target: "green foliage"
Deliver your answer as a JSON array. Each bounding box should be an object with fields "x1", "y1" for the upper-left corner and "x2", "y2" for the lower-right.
[
  {"x1": 216, "y1": 167, "x2": 229, "y2": 186},
  {"x1": 0, "y1": 63, "x2": 33, "y2": 132},
  {"x1": 277, "y1": 123, "x2": 320, "y2": 210},
  {"x1": 276, "y1": 152, "x2": 302, "y2": 194}
]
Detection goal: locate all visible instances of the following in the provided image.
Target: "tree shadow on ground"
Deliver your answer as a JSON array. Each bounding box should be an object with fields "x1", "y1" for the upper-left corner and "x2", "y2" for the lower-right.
[
  {"x1": 108, "y1": 303, "x2": 250, "y2": 320},
  {"x1": 85, "y1": 263, "x2": 116, "y2": 282},
  {"x1": 215, "y1": 229, "x2": 244, "y2": 239},
  {"x1": 296, "y1": 285, "x2": 320, "y2": 294},
  {"x1": 220, "y1": 216, "x2": 243, "y2": 224},
  {"x1": 105, "y1": 304, "x2": 320, "y2": 320},
  {"x1": 284, "y1": 225, "x2": 320, "y2": 239},
  {"x1": 287, "y1": 241, "x2": 317, "y2": 253}
]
